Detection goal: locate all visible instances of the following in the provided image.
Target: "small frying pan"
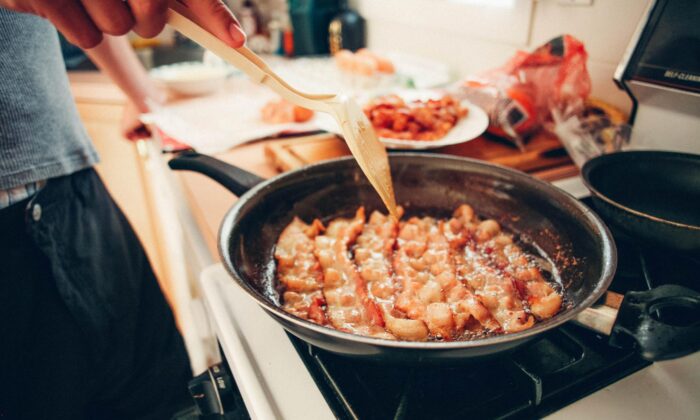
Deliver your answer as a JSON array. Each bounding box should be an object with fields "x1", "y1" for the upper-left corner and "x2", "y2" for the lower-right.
[
  {"x1": 582, "y1": 151, "x2": 700, "y2": 252},
  {"x1": 580, "y1": 151, "x2": 700, "y2": 360}
]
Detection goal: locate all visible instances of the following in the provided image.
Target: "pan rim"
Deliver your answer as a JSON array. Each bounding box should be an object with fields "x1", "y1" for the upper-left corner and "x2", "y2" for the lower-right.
[
  {"x1": 218, "y1": 153, "x2": 618, "y2": 350},
  {"x1": 581, "y1": 151, "x2": 700, "y2": 231}
]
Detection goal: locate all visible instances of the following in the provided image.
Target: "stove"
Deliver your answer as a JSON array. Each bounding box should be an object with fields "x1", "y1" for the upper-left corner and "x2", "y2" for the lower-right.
[
  {"x1": 286, "y1": 197, "x2": 699, "y2": 420},
  {"x1": 289, "y1": 326, "x2": 647, "y2": 419},
  {"x1": 199, "y1": 183, "x2": 700, "y2": 420}
]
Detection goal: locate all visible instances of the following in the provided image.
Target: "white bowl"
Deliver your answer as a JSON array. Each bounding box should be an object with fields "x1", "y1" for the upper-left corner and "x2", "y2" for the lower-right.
[{"x1": 150, "y1": 62, "x2": 230, "y2": 97}]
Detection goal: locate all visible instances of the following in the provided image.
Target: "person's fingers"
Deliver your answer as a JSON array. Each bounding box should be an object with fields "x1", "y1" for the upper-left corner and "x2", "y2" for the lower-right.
[
  {"x1": 40, "y1": 1, "x2": 102, "y2": 48},
  {"x1": 169, "y1": 0, "x2": 246, "y2": 48},
  {"x1": 80, "y1": 0, "x2": 135, "y2": 36},
  {"x1": 128, "y1": 0, "x2": 168, "y2": 38},
  {"x1": 121, "y1": 101, "x2": 151, "y2": 141},
  {"x1": 126, "y1": 124, "x2": 151, "y2": 141}
]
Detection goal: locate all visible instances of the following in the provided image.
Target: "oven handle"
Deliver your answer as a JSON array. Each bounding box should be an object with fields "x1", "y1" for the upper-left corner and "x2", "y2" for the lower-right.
[{"x1": 573, "y1": 285, "x2": 700, "y2": 361}]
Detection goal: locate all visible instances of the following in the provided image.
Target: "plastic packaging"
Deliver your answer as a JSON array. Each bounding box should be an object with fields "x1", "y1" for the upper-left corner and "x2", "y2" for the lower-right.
[
  {"x1": 550, "y1": 99, "x2": 631, "y2": 168},
  {"x1": 456, "y1": 35, "x2": 592, "y2": 150}
]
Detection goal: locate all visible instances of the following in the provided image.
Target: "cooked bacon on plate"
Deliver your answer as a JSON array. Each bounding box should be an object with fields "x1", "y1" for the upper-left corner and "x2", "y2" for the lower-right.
[
  {"x1": 364, "y1": 94, "x2": 468, "y2": 141},
  {"x1": 275, "y1": 204, "x2": 563, "y2": 341}
]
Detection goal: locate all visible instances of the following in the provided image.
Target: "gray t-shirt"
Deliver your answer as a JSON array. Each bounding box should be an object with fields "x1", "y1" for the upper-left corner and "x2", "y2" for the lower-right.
[{"x1": 0, "y1": 8, "x2": 99, "y2": 190}]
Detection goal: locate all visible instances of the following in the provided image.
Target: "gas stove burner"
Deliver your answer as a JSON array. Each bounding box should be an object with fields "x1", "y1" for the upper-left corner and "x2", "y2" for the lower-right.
[{"x1": 289, "y1": 324, "x2": 649, "y2": 420}]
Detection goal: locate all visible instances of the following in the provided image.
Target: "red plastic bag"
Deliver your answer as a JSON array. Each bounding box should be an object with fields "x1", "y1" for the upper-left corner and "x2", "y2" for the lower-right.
[{"x1": 457, "y1": 35, "x2": 591, "y2": 148}]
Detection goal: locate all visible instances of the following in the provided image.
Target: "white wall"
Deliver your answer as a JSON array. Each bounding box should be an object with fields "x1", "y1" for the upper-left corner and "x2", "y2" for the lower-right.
[{"x1": 352, "y1": 0, "x2": 652, "y2": 113}]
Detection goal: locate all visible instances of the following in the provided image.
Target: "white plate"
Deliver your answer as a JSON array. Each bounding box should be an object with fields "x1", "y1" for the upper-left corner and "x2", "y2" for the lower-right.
[{"x1": 317, "y1": 90, "x2": 489, "y2": 150}]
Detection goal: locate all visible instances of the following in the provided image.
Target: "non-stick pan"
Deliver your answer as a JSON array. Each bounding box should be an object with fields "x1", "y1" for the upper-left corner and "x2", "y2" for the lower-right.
[
  {"x1": 170, "y1": 152, "x2": 698, "y2": 362},
  {"x1": 582, "y1": 150, "x2": 700, "y2": 252}
]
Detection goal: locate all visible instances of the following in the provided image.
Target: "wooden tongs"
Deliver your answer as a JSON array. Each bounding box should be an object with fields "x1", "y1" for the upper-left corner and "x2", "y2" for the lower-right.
[{"x1": 166, "y1": 8, "x2": 398, "y2": 219}]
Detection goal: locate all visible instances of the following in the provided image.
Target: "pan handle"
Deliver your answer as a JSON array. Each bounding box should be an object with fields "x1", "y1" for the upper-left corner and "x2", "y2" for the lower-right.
[
  {"x1": 168, "y1": 151, "x2": 265, "y2": 196},
  {"x1": 574, "y1": 286, "x2": 700, "y2": 361},
  {"x1": 611, "y1": 285, "x2": 700, "y2": 361}
]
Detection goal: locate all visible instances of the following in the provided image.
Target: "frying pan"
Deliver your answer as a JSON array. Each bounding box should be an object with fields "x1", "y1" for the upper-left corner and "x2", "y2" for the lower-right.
[
  {"x1": 579, "y1": 151, "x2": 700, "y2": 361},
  {"x1": 170, "y1": 152, "x2": 698, "y2": 362},
  {"x1": 582, "y1": 151, "x2": 700, "y2": 252}
]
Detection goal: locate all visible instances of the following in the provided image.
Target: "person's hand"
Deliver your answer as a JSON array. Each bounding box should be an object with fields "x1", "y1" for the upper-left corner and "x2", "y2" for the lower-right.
[
  {"x1": 120, "y1": 81, "x2": 168, "y2": 142},
  {"x1": 121, "y1": 101, "x2": 151, "y2": 142},
  {"x1": 0, "y1": 0, "x2": 245, "y2": 49}
]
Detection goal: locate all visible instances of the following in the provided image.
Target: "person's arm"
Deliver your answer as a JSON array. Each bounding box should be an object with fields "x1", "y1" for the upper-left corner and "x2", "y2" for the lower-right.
[
  {"x1": 85, "y1": 35, "x2": 163, "y2": 114},
  {"x1": 84, "y1": 35, "x2": 164, "y2": 141}
]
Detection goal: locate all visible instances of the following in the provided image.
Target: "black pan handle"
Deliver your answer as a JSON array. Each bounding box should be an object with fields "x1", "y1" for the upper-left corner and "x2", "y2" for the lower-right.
[
  {"x1": 610, "y1": 285, "x2": 700, "y2": 361},
  {"x1": 168, "y1": 151, "x2": 265, "y2": 196}
]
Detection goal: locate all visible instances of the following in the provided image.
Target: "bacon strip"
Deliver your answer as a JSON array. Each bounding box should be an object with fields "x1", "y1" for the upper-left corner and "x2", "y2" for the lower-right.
[
  {"x1": 314, "y1": 208, "x2": 390, "y2": 338},
  {"x1": 354, "y1": 210, "x2": 400, "y2": 306},
  {"x1": 393, "y1": 217, "x2": 434, "y2": 334},
  {"x1": 277, "y1": 203, "x2": 562, "y2": 341},
  {"x1": 441, "y1": 215, "x2": 501, "y2": 333},
  {"x1": 275, "y1": 218, "x2": 328, "y2": 325},
  {"x1": 393, "y1": 217, "x2": 469, "y2": 340},
  {"x1": 474, "y1": 219, "x2": 563, "y2": 320},
  {"x1": 354, "y1": 209, "x2": 428, "y2": 341},
  {"x1": 447, "y1": 205, "x2": 535, "y2": 333}
]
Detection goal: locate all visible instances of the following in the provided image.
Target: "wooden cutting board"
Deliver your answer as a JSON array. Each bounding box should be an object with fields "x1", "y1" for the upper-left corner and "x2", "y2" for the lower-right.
[{"x1": 264, "y1": 131, "x2": 579, "y2": 182}]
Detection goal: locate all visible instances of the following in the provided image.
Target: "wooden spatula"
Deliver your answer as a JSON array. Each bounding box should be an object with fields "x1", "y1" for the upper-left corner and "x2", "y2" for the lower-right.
[{"x1": 166, "y1": 9, "x2": 398, "y2": 219}]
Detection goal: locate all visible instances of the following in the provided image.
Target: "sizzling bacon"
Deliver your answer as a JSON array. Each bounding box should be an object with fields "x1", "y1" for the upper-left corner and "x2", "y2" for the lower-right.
[
  {"x1": 474, "y1": 220, "x2": 563, "y2": 320},
  {"x1": 393, "y1": 217, "x2": 434, "y2": 337},
  {"x1": 314, "y1": 208, "x2": 391, "y2": 338},
  {"x1": 355, "y1": 209, "x2": 402, "y2": 304},
  {"x1": 354, "y1": 209, "x2": 423, "y2": 341},
  {"x1": 275, "y1": 218, "x2": 328, "y2": 325},
  {"x1": 441, "y1": 216, "x2": 502, "y2": 333},
  {"x1": 447, "y1": 205, "x2": 535, "y2": 333},
  {"x1": 276, "y1": 204, "x2": 562, "y2": 341},
  {"x1": 393, "y1": 217, "x2": 467, "y2": 340}
]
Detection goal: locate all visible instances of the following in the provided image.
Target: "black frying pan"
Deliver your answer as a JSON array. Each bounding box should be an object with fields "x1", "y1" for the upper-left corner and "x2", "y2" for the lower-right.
[
  {"x1": 582, "y1": 151, "x2": 700, "y2": 252},
  {"x1": 170, "y1": 152, "x2": 697, "y2": 362},
  {"x1": 580, "y1": 151, "x2": 700, "y2": 360}
]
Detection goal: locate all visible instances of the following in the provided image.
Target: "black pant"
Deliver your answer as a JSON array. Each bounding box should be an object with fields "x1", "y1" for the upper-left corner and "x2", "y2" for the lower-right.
[{"x1": 0, "y1": 169, "x2": 191, "y2": 419}]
